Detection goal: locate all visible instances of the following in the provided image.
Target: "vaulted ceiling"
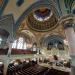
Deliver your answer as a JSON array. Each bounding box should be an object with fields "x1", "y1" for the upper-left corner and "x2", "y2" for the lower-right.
[
  {"x1": 0, "y1": 0, "x2": 75, "y2": 46},
  {"x1": 0, "y1": 0, "x2": 75, "y2": 31}
]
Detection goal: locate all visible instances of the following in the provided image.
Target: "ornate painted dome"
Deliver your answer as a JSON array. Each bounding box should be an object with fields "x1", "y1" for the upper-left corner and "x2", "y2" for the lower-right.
[{"x1": 27, "y1": 7, "x2": 58, "y2": 32}]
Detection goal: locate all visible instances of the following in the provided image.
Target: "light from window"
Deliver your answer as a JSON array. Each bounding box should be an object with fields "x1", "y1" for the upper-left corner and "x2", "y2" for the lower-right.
[
  {"x1": 12, "y1": 37, "x2": 28, "y2": 50},
  {"x1": 0, "y1": 37, "x2": 2, "y2": 45},
  {"x1": 33, "y1": 45, "x2": 37, "y2": 51},
  {"x1": 12, "y1": 40, "x2": 17, "y2": 48},
  {"x1": 23, "y1": 42, "x2": 27, "y2": 49},
  {"x1": 17, "y1": 37, "x2": 23, "y2": 49}
]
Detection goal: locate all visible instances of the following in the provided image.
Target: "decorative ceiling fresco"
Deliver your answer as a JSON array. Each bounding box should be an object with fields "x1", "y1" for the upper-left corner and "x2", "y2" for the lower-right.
[
  {"x1": 0, "y1": 0, "x2": 75, "y2": 46},
  {"x1": 15, "y1": 0, "x2": 59, "y2": 33}
]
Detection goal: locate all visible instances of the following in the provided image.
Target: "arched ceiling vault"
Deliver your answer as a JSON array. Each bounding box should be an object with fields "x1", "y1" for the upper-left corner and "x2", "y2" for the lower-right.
[
  {"x1": 14, "y1": 0, "x2": 75, "y2": 33},
  {"x1": 15, "y1": 0, "x2": 59, "y2": 33},
  {"x1": 16, "y1": 30, "x2": 36, "y2": 44},
  {"x1": 41, "y1": 35, "x2": 64, "y2": 47},
  {"x1": 0, "y1": 0, "x2": 75, "y2": 44}
]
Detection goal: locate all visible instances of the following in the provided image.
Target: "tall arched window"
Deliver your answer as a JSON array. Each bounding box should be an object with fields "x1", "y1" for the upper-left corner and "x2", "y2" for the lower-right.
[
  {"x1": 17, "y1": 37, "x2": 24, "y2": 49},
  {"x1": 12, "y1": 37, "x2": 27, "y2": 49},
  {"x1": 32, "y1": 43, "x2": 37, "y2": 51},
  {"x1": 0, "y1": 37, "x2": 2, "y2": 45},
  {"x1": 23, "y1": 42, "x2": 27, "y2": 49},
  {"x1": 12, "y1": 40, "x2": 17, "y2": 48}
]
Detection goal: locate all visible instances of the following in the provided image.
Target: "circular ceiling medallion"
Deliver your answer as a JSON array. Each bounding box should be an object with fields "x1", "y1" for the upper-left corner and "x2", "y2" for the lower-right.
[{"x1": 33, "y1": 8, "x2": 52, "y2": 21}]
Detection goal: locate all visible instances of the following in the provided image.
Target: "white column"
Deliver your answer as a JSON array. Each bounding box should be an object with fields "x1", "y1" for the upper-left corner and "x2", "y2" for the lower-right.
[
  {"x1": 64, "y1": 23, "x2": 75, "y2": 75},
  {"x1": 7, "y1": 42, "x2": 12, "y2": 56},
  {"x1": 65, "y1": 24, "x2": 75, "y2": 56},
  {"x1": 4, "y1": 57, "x2": 10, "y2": 75},
  {"x1": 7, "y1": 36, "x2": 13, "y2": 56}
]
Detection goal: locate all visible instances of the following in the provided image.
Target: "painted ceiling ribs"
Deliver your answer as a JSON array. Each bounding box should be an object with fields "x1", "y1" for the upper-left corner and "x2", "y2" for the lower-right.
[{"x1": 64, "y1": 0, "x2": 74, "y2": 13}]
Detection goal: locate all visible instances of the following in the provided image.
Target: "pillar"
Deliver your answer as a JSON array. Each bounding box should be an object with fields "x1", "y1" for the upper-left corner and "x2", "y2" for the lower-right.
[
  {"x1": 64, "y1": 22, "x2": 75, "y2": 75},
  {"x1": 4, "y1": 56, "x2": 10, "y2": 75},
  {"x1": 4, "y1": 36, "x2": 13, "y2": 75},
  {"x1": 7, "y1": 36, "x2": 13, "y2": 57},
  {"x1": 7, "y1": 42, "x2": 12, "y2": 57}
]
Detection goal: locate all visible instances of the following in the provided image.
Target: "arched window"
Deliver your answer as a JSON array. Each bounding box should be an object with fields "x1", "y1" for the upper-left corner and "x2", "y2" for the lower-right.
[
  {"x1": 12, "y1": 40, "x2": 17, "y2": 48},
  {"x1": 23, "y1": 42, "x2": 27, "y2": 49},
  {"x1": 17, "y1": 37, "x2": 23, "y2": 49},
  {"x1": 0, "y1": 37, "x2": 2, "y2": 45},
  {"x1": 12, "y1": 37, "x2": 27, "y2": 49},
  {"x1": 32, "y1": 43, "x2": 37, "y2": 51}
]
